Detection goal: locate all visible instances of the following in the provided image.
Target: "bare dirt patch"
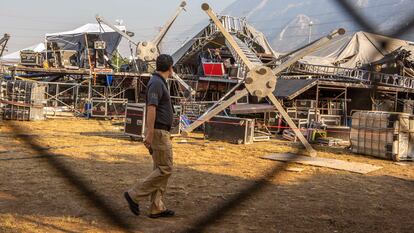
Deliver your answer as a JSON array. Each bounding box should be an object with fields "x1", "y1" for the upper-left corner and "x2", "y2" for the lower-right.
[{"x1": 0, "y1": 118, "x2": 413, "y2": 232}]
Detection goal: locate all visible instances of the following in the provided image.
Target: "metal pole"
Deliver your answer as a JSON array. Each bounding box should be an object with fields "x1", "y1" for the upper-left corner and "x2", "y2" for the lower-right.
[
  {"x1": 395, "y1": 90, "x2": 398, "y2": 112},
  {"x1": 96, "y1": 15, "x2": 137, "y2": 46},
  {"x1": 201, "y1": 80, "x2": 244, "y2": 117},
  {"x1": 84, "y1": 34, "x2": 93, "y2": 118},
  {"x1": 272, "y1": 28, "x2": 345, "y2": 76},
  {"x1": 152, "y1": 1, "x2": 187, "y2": 47},
  {"x1": 182, "y1": 88, "x2": 249, "y2": 135},
  {"x1": 267, "y1": 94, "x2": 317, "y2": 157},
  {"x1": 55, "y1": 84, "x2": 59, "y2": 107},
  {"x1": 316, "y1": 83, "x2": 319, "y2": 120},
  {"x1": 116, "y1": 50, "x2": 119, "y2": 72},
  {"x1": 344, "y1": 87, "x2": 348, "y2": 126},
  {"x1": 308, "y1": 21, "x2": 313, "y2": 43},
  {"x1": 134, "y1": 77, "x2": 139, "y2": 103}
]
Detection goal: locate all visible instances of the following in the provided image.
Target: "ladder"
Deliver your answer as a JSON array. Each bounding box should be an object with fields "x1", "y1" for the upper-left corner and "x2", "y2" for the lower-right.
[
  {"x1": 179, "y1": 15, "x2": 259, "y2": 66},
  {"x1": 226, "y1": 36, "x2": 262, "y2": 76}
]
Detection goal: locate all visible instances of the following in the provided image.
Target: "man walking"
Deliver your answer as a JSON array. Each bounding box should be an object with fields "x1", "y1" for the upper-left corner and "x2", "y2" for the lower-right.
[{"x1": 124, "y1": 54, "x2": 175, "y2": 218}]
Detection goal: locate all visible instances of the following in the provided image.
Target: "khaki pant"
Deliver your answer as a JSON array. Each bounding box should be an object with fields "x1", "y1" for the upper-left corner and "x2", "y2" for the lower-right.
[{"x1": 128, "y1": 129, "x2": 173, "y2": 214}]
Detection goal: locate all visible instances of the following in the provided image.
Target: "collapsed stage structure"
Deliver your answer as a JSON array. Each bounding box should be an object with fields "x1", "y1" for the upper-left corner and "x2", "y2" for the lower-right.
[
  {"x1": 170, "y1": 12, "x2": 414, "y2": 144},
  {"x1": 2, "y1": 23, "x2": 134, "y2": 118},
  {"x1": 170, "y1": 13, "x2": 283, "y2": 140},
  {"x1": 288, "y1": 31, "x2": 414, "y2": 115},
  {"x1": 0, "y1": 2, "x2": 413, "y2": 159},
  {"x1": 277, "y1": 31, "x2": 414, "y2": 140},
  {"x1": 0, "y1": 1, "x2": 188, "y2": 119}
]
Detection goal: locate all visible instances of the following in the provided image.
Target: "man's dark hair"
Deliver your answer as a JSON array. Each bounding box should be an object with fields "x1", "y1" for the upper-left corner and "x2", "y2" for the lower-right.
[{"x1": 156, "y1": 54, "x2": 174, "y2": 72}]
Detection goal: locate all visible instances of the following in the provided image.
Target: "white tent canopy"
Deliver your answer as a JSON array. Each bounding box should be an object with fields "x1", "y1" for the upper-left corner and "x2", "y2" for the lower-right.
[
  {"x1": 301, "y1": 31, "x2": 414, "y2": 68},
  {"x1": 0, "y1": 43, "x2": 45, "y2": 65},
  {"x1": 1, "y1": 23, "x2": 126, "y2": 66},
  {"x1": 46, "y1": 23, "x2": 126, "y2": 56},
  {"x1": 46, "y1": 23, "x2": 125, "y2": 37}
]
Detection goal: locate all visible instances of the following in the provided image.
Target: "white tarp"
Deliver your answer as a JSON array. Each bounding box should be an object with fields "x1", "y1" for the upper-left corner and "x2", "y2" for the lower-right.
[
  {"x1": 1, "y1": 23, "x2": 126, "y2": 66},
  {"x1": 0, "y1": 43, "x2": 45, "y2": 64},
  {"x1": 46, "y1": 23, "x2": 126, "y2": 57},
  {"x1": 301, "y1": 31, "x2": 414, "y2": 68}
]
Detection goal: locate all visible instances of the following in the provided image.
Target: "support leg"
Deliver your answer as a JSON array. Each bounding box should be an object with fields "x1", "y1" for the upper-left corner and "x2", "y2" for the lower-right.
[
  {"x1": 267, "y1": 94, "x2": 317, "y2": 157},
  {"x1": 182, "y1": 88, "x2": 249, "y2": 135}
]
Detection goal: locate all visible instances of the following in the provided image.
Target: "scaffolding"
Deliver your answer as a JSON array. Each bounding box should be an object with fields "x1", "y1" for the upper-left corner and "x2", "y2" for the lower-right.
[
  {"x1": 0, "y1": 80, "x2": 45, "y2": 121},
  {"x1": 4, "y1": 65, "x2": 150, "y2": 119}
]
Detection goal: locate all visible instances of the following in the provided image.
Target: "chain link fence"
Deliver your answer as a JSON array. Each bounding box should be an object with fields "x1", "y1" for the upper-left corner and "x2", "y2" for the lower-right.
[{"x1": 2, "y1": 1, "x2": 414, "y2": 232}]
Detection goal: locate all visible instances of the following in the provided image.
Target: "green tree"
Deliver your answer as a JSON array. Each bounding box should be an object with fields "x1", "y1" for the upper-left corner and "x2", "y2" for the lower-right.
[{"x1": 111, "y1": 51, "x2": 130, "y2": 72}]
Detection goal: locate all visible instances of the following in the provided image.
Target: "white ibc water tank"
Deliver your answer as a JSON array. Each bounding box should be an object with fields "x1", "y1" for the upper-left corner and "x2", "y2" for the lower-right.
[{"x1": 350, "y1": 111, "x2": 414, "y2": 161}]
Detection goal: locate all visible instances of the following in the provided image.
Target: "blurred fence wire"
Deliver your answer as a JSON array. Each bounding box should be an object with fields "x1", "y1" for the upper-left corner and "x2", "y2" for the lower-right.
[{"x1": 3, "y1": 0, "x2": 414, "y2": 232}]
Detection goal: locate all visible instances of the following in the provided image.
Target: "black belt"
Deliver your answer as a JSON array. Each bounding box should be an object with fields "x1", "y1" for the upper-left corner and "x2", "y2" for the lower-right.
[{"x1": 154, "y1": 122, "x2": 171, "y2": 131}]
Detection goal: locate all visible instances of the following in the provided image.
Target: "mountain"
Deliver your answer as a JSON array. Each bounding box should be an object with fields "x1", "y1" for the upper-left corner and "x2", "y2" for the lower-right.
[
  {"x1": 273, "y1": 14, "x2": 313, "y2": 51},
  {"x1": 222, "y1": 0, "x2": 414, "y2": 52}
]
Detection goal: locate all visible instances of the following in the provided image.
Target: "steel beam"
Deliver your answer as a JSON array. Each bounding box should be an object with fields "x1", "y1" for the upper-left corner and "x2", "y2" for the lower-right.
[
  {"x1": 172, "y1": 72, "x2": 195, "y2": 96},
  {"x1": 201, "y1": 80, "x2": 245, "y2": 117},
  {"x1": 0, "y1": 33, "x2": 10, "y2": 57},
  {"x1": 267, "y1": 94, "x2": 317, "y2": 157},
  {"x1": 182, "y1": 88, "x2": 249, "y2": 135},
  {"x1": 95, "y1": 16, "x2": 137, "y2": 46},
  {"x1": 153, "y1": 1, "x2": 187, "y2": 47},
  {"x1": 271, "y1": 28, "x2": 345, "y2": 75}
]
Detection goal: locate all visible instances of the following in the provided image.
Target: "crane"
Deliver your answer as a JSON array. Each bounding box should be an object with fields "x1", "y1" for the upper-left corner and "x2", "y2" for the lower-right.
[
  {"x1": 96, "y1": 1, "x2": 186, "y2": 64},
  {"x1": 96, "y1": 1, "x2": 194, "y2": 96},
  {"x1": 181, "y1": 3, "x2": 346, "y2": 157},
  {"x1": 0, "y1": 34, "x2": 10, "y2": 58}
]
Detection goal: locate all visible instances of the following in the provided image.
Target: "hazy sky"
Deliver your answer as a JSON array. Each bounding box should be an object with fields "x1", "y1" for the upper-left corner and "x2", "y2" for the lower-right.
[{"x1": 0, "y1": 0, "x2": 236, "y2": 55}]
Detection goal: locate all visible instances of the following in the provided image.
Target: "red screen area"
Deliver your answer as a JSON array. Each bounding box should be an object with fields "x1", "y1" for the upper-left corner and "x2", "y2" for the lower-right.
[{"x1": 202, "y1": 62, "x2": 225, "y2": 77}]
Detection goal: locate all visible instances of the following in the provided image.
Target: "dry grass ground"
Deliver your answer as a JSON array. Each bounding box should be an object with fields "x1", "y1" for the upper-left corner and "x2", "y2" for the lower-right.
[{"x1": 0, "y1": 118, "x2": 413, "y2": 233}]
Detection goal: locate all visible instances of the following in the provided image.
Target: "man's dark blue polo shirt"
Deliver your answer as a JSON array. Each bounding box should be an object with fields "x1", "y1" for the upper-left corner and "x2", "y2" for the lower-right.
[{"x1": 146, "y1": 73, "x2": 173, "y2": 130}]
